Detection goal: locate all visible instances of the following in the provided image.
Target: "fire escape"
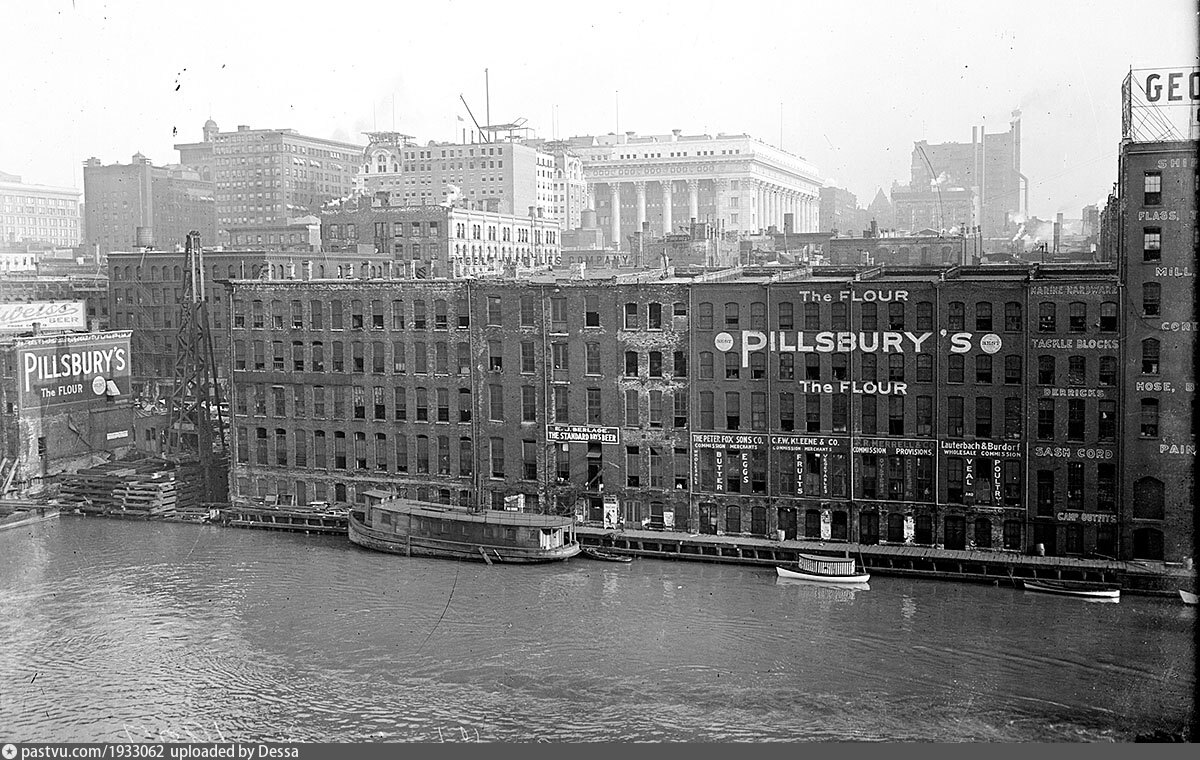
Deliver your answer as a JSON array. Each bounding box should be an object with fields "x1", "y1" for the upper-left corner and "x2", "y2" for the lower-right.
[{"x1": 165, "y1": 231, "x2": 229, "y2": 503}]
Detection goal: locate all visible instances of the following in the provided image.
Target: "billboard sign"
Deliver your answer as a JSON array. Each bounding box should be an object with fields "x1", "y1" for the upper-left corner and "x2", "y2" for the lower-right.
[
  {"x1": 1122, "y1": 67, "x2": 1200, "y2": 142},
  {"x1": 16, "y1": 331, "x2": 132, "y2": 410},
  {"x1": 546, "y1": 424, "x2": 619, "y2": 444},
  {"x1": 0, "y1": 301, "x2": 87, "y2": 332}
]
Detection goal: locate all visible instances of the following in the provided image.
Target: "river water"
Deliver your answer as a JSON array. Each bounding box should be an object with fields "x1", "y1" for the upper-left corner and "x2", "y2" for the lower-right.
[{"x1": 0, "y1": 517, "x2": 1193, "y2": 742}]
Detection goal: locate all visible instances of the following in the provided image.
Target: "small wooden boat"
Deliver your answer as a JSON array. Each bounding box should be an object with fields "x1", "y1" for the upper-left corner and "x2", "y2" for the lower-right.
[
  {"x1": 775, "y1": 553, "x2": 870, "y2": 583},
  {"x1": 581, "y1": 546, "x2": 633, "y2": 563},
  {"x1": 1179, "y1": 590, "x2": 1198, "y2": 605},
  {"x1": 1022, "y1": 579, "x2": 1120, "y2": 600}
]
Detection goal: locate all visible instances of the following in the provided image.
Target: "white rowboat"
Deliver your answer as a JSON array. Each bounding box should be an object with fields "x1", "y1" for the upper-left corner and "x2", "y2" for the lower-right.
[{"x1": 1022, "y1": 579, "x2": 1120, "y2": 600}]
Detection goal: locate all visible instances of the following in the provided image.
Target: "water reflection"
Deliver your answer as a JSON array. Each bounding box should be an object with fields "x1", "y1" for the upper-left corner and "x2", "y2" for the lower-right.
[{"x1": 0, "y1": 518, "x2": 1193, "y2": 742}]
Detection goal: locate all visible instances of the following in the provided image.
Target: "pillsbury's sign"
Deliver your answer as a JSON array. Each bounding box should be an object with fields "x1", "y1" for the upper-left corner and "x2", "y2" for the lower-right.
[{"x1": 716, "y1": 329, "x2": 1002, "y2": 366}]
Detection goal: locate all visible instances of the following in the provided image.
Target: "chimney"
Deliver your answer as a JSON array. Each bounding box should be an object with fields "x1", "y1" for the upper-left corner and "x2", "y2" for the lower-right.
[
  {"x1": 671, "y1": 129, "x2": 681, "y2": 141},
  {"x1": 784, "y1": 213, "x2": 794, "y2": 234},
  {"x1": 870, "y1": 220, "x2": 878, "y2": 238}
]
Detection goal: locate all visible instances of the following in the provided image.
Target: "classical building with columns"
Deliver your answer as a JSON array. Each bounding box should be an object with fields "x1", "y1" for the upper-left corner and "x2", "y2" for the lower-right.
[{"x1": 561, "y1": 130, "x2": 822, "y2": 250}]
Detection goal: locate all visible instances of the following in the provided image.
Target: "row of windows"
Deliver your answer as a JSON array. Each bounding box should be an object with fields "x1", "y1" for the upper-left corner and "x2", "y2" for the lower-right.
[
  {"x1": 691, "y1": 300, "x2": 1119, "y2": 333},
  {"x1": 227, "y1": 293, "x2": 1140, "y2": 336}
]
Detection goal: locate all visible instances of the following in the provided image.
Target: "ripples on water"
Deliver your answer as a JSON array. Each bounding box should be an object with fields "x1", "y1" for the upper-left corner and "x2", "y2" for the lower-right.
[{"x1": 0, "y1": 518, "x2": 1193, "y2": 742}]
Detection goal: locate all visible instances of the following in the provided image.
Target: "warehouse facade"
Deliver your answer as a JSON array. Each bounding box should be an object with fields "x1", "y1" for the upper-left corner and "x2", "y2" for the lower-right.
[{"x1": 223, "y1": 261, "x2": 1186, "y2": 562}]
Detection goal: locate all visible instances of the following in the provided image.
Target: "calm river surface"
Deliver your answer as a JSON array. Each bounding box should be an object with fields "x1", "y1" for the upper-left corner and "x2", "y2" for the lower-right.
[{"x1": 0, "y1": 517, "x2": 1193, "y2": 742}]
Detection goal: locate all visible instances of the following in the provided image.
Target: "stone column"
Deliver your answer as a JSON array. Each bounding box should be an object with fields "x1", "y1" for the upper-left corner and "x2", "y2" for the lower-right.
[
  {"x1": 586, "y1": 183, "x2": 596, "y2": 211},
  {"x1": 712, "y1": 179, "x2": 726, "y2": 228},
  {"x1": 610, "y1": 182, "x2": 622, "y2": 250},
  {"x1": 687, "y1": 179, "x2": 700, "y2": 223},
  {"x1": 634, "y1": 181, "x2": 647, "y2": 232},
  {"x1": 757, "y1": 182, "x2": 766, "y2": 231},
  {"x1": 661, "y1": 180, "x2": 673, "y2": 236}
]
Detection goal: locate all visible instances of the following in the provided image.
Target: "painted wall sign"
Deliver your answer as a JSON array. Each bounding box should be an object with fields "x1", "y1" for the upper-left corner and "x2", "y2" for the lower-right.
[
  {"x1": 796, "y1": 380, "x2": 908, "y2": 395},
  {"x1": 1029, "y1": 338, "x2": 1119, "y2": 350},
  {"x1": 1135, "y1": 381, "x2": 1192, "y2": 393},
  {"x1": 1032, "y1": 446, "x2": 1115, "y2": 460},
  {"x1": 789, "y1": 289, "x2": 910, "y2": 303},
  {"x1": 1153, "y1": 266, "x2": 1194, "y2": 277},
  {"x1": 718, "y1": 330, "x2": 934, "y2": 367},
  {"x1": 1159, "y1": 443, "x2": 1197, "y2": 456},
  {"x1": 1028, "y1": 284, "x2": 1119, "y2": 296},
  {"x1": 1137, "y1": 210, "x2": 1181, "y2": 222},
  {"x1": 940, "y1": 440, "x2": 1023, "y2": 457},
  {"x1": 770, "y1": 435, "x2": 846, "y2": 453},
  {"x1": 1159, "y1": 321, "x2": 1198, "y2": 332},
  {"x1": 1040, "y1": 388, "x2": 1111, "y2": 399},
  {"x1": 853, "y1": 437, "x2": 936, "y2": 457},
  {"x1": 0, "y1": 300, "x2": 87, "y2": 332},
  {"x1": 1056, "y1": 511, "x2": 1117, "y2": 524},
  {"x1": 546, "y1": 424, "x2": 619, "y2": 444},
  {"x1": 691, "y1": 433, "x2": 767, "y2": 449},
  {"x1": 16, "y1": 331, "x2": 132, "y2": 410}
]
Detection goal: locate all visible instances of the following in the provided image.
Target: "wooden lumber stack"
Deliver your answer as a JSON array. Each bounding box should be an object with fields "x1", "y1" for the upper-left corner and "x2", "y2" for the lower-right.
[{"x1": 60, "y1": 460, "x2": 181, "y2": 518}]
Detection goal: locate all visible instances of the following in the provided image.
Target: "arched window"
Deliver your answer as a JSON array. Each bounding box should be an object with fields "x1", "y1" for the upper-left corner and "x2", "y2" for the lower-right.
[
  {"x1": 1133, "y1": 477, "x2": 1164, "y2": 520},
  {"x1": 724, "y1": 302, "x2": 740, "y2": 329},
  {"x1": 1004, "y1": 301, "x2": 1022, "y2": 331},
  {"x1": 697, "y1": 302, "x2": 713, "y2": 330},
  {"x1": 974, "y1": 518, "x2": 992, "y2": 549},
  {"x1": 1099, "y1": 301, "x2": 1118, "y2": 332},
  {"x1": 725, "y1": 505, "x2": 741, "y2": 534},
  {"x1": 947, "y1": 301, "x2": 965, "y2": 330},
  {"x1": 749, "y1": 301, "x2": 766, "y2": 330}
]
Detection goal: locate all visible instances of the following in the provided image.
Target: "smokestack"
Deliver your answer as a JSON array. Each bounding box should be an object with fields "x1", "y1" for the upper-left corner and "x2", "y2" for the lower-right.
[
  {"x1": 870, "y1": 220, "x2": 878, "y2": 238},
  {"x1": 1054, "y1": 213, "x2": 1063, "y2": 254}
]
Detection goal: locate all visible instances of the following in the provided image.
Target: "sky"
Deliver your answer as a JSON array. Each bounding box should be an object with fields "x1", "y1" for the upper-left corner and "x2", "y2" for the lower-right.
[{"x1": 1, "y1": 0, "x2": 1196, "y2": 218}]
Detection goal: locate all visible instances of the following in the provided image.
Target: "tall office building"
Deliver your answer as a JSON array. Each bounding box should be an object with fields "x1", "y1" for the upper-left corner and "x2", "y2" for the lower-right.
[
  {"x1": 0, "y1": 171, "x2": 82, "y2": 247},
  {"x1": 174, "y1": 121, "x2": 363, "y2": 245},
  {"x1": 83, "y1": 154, "x2": 214, "y2": 255}
]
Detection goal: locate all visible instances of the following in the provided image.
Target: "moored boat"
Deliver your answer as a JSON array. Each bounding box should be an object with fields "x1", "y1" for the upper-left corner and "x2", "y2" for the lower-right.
[
  {"x1": 581, "y1": 546, "x2": 633, "y2": 563},
  {"x1": 1022, "y1": 579, "x2": 1120, "y2": 600},
  {"x1": 775, "y1": 553, "x2": 870, "y2": 583},
  {"x1": 348, "y1": 496, "x2": 580, "y2": 564},
  {"x1": 1180, "y1": 590, "x2": 1198, "y2": 606}
]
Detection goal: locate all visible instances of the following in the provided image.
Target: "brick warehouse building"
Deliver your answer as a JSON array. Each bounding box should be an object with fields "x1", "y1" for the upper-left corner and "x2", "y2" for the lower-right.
[
  {"x1": 221, "y1": 260, "x2": 1189, "y2": 563},
  {"x1": 1114, "y1": 138, "x2": 1196, "y2": 563},
  {"x1": 107, "y1": 248, "x2": 395, "y2": 393}
]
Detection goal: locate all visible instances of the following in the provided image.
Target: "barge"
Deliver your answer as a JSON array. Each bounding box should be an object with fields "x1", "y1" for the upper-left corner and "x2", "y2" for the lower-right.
[{"x1": 349, "y1": 496, "x2": 580, "y2": 564}]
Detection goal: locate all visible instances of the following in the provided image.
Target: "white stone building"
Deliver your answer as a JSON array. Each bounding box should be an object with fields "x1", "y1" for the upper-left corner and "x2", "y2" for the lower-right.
[{"x1": 563, "y1": 130, "x2": 822, "y2": 249}]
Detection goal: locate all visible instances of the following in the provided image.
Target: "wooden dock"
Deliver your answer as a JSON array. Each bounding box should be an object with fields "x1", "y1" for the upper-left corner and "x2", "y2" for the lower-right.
[{"x1": 575, "y1": 527, "x2": 1193, "y2": 597}]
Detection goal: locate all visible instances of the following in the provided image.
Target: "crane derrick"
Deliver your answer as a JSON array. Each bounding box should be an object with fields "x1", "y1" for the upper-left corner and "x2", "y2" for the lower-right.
[{"x1": 166, "y1": 230, "x2": 228, "y2": 503}]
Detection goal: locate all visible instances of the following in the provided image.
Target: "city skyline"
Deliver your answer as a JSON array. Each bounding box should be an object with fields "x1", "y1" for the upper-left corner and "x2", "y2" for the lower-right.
[{"x1": 1, "y1": 0, "x2": 1195, "y2": 219}]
